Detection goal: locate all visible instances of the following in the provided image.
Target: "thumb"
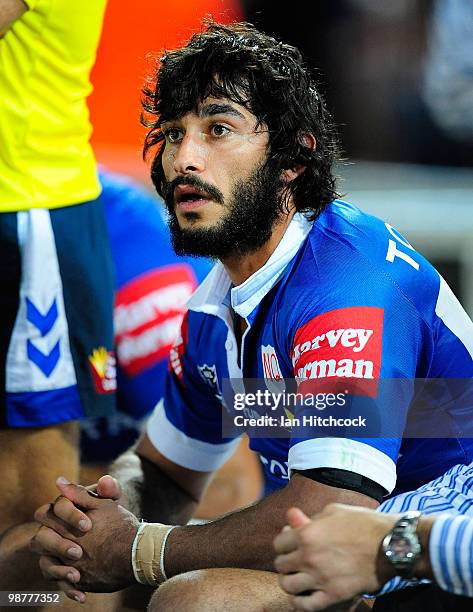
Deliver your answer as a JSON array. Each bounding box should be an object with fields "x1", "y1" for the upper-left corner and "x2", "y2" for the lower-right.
[
  {"x1": 56, "y1": 476, "x2": 102, "y2": 510},
  {"x1": 96, "y1": 474, "x2": 121, "y2": 500},
  {"x1": 287, "y1": 507, "x2": 311, "y2": 529}
]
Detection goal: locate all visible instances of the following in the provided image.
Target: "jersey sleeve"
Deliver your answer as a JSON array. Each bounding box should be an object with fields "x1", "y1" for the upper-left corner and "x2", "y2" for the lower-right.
[
  {"x1": 146, "y1": 313, "x2": 240, "y2": 472},
  {"x1": 287, "y1": 267, "x2": 430, "y2": 494}
]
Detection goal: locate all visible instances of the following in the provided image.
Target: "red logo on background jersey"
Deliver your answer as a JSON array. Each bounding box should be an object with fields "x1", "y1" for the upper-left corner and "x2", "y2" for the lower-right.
[
  {"x1": 291, "y1": 307, "x2": 384, "y2": 397},
  {"x1": 114, "y1": 265, "x2": 196, "y2": 376}
]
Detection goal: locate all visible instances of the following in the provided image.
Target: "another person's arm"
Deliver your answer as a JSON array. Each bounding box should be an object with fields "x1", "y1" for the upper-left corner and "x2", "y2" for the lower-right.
[
  {"x1": 422, "y1": 513, "x2": 473, "y2": 597},
  {"x1": 274, "y1": 503, "x2": 473, "y2": 611},
  {"x1": 0, "y1": 0, "x2": 27, "y2": 36}
]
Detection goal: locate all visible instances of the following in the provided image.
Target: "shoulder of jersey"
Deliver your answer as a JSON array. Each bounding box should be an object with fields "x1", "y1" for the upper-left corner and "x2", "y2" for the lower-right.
[
  {"x1": 268, "y1": 199, "x2": 441, "y2": 334},
  {"x1": 308, "y1": 200, "x2": 439, "y2": 294}
]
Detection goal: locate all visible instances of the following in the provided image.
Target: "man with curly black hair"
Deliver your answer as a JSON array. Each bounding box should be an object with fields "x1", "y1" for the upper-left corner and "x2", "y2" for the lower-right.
[
  {"x1": 142, "y1": 21, "x2": 339, "y2": 261},
  {"x1": 31, "y1": 20, "x2": 473, "y2": 612}
]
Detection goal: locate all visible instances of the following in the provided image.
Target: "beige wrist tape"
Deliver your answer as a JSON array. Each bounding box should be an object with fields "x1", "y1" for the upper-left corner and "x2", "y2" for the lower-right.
[{"x1": 132, "y1": 523, "x2": 176, "y2": 586}]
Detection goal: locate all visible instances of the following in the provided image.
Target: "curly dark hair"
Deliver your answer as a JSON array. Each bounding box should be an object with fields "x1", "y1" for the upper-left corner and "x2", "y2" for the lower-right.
[{"x1": 142, "y1": 20, "x2": 341, "y2": 220}]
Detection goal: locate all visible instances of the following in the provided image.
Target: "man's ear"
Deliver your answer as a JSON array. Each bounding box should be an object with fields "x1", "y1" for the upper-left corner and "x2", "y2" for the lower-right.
[{"x1": 282, "y1": 132, "x2": 316, "y2": 182}]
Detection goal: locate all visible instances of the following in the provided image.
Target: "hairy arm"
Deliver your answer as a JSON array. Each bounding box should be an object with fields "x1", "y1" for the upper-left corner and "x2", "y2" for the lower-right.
[
  {"x1": 31, "y1": 443, "x2": 377, "y2": 599},
  {"x1": 108, "y1": 432, "x2": 211, "y2": 524},
  {"x1": 0, "y1": 0, "x2": 27, "y2": 36},
  {"x1": 165, "y1": 473, "x2": 378, "y2": 575}
]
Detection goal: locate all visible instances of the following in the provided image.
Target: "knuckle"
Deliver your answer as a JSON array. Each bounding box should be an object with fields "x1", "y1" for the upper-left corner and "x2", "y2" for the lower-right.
[
  {"x1": 326, "y1": 502, "x2": 344, "y2": 515},
  {"x1": 280, "y1": 574, "x2": 294, "y2": 591},
  {"x1": 39, "y1": 559, "x2": 55, "y2": 581},
  {"x1": 34, "y1": 503, "x2": 50, "y2": 523},
  {"x1": 55, "y1": 496, "x2": 71, "y2": 514},
  {"x1": 307, "y1": 551, "x2": 319, "y2": 567},
  {"x1": 29, "y1": 536, "x2": 38, "y2": 553},
  {"x1": 298, "y1": 528, "x2": 313, "y2": 547}
]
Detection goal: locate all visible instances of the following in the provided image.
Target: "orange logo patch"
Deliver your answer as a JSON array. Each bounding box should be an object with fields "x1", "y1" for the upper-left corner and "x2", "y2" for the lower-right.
[{"x1": 89, "y1": 346, "x2": 117, "y2": 394}]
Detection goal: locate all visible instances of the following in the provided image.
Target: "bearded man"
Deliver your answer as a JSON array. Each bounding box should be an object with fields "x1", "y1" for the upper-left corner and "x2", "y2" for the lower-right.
[{"x1": 31, "y1": 20, "x2": 473, "y2": 611}]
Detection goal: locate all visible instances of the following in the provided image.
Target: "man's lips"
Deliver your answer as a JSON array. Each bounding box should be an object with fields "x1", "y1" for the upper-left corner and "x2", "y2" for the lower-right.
[{"x1": 174, "y1": 185, "x2": 212, "y2": 211}]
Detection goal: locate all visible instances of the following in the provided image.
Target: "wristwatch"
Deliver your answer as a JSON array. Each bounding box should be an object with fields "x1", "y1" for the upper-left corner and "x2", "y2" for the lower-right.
[{"x1": 382, "y1": 511, "x2": 422, "y2": 578}]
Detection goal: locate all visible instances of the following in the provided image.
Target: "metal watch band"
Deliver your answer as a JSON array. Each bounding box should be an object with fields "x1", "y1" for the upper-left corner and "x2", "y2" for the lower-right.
[{"x1": 382, "y1": 510, "x2": 422, "y2": 579}]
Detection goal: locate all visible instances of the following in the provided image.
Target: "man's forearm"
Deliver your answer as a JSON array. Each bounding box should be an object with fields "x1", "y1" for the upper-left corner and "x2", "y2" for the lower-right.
[
  {"x1": 109, "y1": 450, "x2": 197, "y2": 525},
  {"x1": 165, "y1": 474, "x2": 378, "y2": 576}
]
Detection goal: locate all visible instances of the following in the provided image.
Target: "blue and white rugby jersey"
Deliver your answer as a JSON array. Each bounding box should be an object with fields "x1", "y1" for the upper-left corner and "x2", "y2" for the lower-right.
[{"x1": 147, "y1": 200, "x2": 473, "y2": 497}]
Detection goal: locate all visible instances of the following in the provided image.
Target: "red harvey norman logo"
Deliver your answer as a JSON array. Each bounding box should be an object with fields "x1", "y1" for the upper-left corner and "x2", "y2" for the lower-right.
[
  {"x1": 114, "y1": 265, "x2": 196, "y2": 376},
  {"x1": 291, "y1": 306, "x2": 383, "y2": 396}
]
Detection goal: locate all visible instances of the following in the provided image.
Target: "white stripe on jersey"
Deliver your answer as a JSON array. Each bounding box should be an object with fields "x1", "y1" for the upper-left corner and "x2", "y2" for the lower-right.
[
  {"x1": 147, "y1": 399, "x2": 241, "y2": 472},
  {"x1": 435, "y1": 276, "x2": 473, "y2": 360}
]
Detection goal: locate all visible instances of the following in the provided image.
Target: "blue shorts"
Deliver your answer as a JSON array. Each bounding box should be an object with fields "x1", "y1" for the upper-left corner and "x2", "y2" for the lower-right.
[{"x1": 0, "y1": 199, "x2": 116, "y2": 428}]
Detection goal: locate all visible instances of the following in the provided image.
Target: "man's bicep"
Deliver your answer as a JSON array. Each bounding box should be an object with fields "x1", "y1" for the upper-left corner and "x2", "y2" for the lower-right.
[
  {"x1": 136, "y1": 431, "x2": 212, "y2": 502},
  {"x1": 0, "y1": 0, "x2": 28, "y2": 36}
]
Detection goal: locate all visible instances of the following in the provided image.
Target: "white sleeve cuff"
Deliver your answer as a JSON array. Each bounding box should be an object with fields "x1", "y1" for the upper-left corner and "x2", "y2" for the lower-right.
[
  {"x1": 146, "y1": 400, "x2": 241, "y2": 472},
  {"x1": 288, "y1": 437, "x2": 397, "y2": 493}
]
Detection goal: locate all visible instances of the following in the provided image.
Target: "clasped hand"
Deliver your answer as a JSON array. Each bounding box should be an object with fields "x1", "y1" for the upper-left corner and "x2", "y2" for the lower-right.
[{"x1": 30, "y1": 475, "x2": 139, "y2": 603}]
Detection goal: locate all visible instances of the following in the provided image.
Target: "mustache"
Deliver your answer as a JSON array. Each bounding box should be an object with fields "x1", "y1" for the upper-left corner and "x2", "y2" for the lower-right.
[{"x1": 162, "y1": 176, "x2": 224, "y2": 205}]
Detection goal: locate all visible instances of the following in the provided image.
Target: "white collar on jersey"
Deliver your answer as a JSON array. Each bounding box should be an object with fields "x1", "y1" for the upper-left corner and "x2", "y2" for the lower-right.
[{"x1": 187, "y1": 212, "x2": 313, "y2": 320}]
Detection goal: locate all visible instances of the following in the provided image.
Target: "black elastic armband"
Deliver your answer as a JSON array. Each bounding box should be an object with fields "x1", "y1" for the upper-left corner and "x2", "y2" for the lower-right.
[{"x1": 292, "y1": 467, "x2": 387, "y2": 503}]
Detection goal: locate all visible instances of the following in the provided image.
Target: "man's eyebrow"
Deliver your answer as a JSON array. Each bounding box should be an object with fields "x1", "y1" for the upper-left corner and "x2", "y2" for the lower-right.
[
  {"x1": 159, "y1": 104, "x2": 246, "y2": 127},
  {"x1": 199, "y1": 103, "x2": 246, "y2": 120}
]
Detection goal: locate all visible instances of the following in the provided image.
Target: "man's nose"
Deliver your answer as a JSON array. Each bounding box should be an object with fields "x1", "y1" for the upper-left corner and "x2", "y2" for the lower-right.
[{"x1": 173, "y1": 134, "x2": 206, "y2": 175}]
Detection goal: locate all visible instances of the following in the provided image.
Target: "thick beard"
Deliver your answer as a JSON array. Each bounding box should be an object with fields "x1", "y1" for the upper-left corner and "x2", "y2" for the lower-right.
[{"x1": 164, "y1": 162, "x2": 285, "y2": 259}]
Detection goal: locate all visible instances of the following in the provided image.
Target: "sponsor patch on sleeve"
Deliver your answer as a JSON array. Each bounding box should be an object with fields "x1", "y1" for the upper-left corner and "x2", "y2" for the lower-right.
[
  {"x1": 114, "y1": 264, "x2": 196, "y2": 376},
  {"x1": 291, "y1": 306, "x2": 384, "y2": 397}
]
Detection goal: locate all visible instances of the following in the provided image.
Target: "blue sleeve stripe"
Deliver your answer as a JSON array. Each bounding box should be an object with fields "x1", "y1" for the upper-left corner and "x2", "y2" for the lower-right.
[
  {"x1": 468, "y1": 521, "x2": 473, "y2": 597},
  {"x1": 399, "y1": 491, "x2": 418, "y2": 513},
  {"x1": 438, "y1": 516, "x2": 454, "y2": 592},
  {"x1": 444, "y1": 516, "x2": 465, "y2": 593},
  {"x1": 454, "y1": 518, "x2": 469, "y2": 596},
  {"x1": 379, "y1": 496, "x2": 396, "y2": 513},
  {"x1": 431, "y1": 515, "x2": 473, "y2": 597},
  {"x1": 455, "y1": 518, "x2": 473, "y2": 597}
]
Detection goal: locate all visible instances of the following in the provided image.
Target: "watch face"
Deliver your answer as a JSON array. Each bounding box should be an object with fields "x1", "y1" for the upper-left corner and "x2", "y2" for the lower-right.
[
  {"x1": 390, "y1": 537, "x2": 412, "y2": 560},
  {"x1": 386, "y1": 533, "x2": 419, "y2": 563},
  {"x1": 383, "y1": 513, "x2": 422, "y2": 576}
]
